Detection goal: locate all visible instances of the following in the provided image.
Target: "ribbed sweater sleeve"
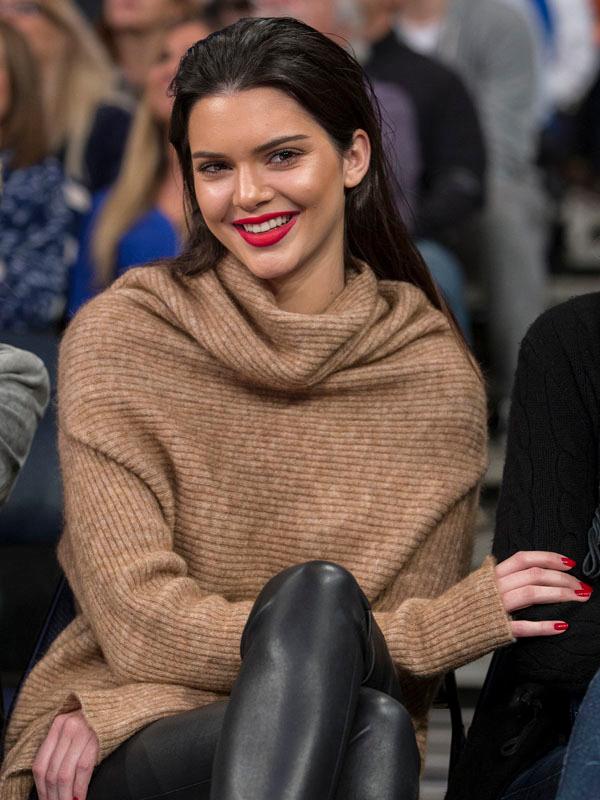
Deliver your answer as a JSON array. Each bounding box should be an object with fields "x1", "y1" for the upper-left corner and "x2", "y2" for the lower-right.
[
  {"x1": 59, "y1": 430, "x2": 252, "y2": 692},
  {"x1": 375, "y1": 488, "x2": 513, "y2": 678}
]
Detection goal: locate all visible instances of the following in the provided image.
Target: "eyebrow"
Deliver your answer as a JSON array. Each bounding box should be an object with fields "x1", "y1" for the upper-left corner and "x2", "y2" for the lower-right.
[{"x1": 191, "y1": 134, "x2": 310, "y2": 160}]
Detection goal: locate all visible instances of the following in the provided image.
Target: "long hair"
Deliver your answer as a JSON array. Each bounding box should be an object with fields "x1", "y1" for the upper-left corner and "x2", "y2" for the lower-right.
[
  {"x1": 91, "y1": 96, "x2": 165, "y2": 286},
  {"x1": 37, "y1": 0, "x2": 129, "y2": 181},
  {"x1": 0, "y1": 21, "x2": 48, "y2": 168},
  {"x1": 168, "y1": 17, "x2": 461, "y2": 338}
]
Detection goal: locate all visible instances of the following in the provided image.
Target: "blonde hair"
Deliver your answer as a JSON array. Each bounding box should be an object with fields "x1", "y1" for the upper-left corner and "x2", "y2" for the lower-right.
[
  {"x1": 41, "y1": 0, "x2": 129, "y2": 181},
  {"x1": 0, "y1": 21, "x2": 48, "y2": 168},
  {"x1": 91, "y1": 95, "x2": 165, "y2": 286}
]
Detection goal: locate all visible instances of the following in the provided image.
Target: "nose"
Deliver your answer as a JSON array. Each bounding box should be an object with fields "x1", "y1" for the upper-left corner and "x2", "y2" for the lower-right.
[{"x1": 232, "y1": 163, "x2": 273, "y2": 211}]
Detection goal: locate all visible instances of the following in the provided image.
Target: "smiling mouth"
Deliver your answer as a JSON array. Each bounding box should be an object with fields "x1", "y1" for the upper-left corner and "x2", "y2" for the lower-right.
[
  {"x1": 233, "y1": 211, "x2": 299, "y2": 233},
  {"x1": 232, "y1": 211, "x2": 300, "y2": 248},
  {"x1": 235, "y1": 214, "x2": 293, "y2": 233}
]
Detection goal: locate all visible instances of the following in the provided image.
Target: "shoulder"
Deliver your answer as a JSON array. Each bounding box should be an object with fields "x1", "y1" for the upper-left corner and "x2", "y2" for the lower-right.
[
  {"x1": 384, "y1": 280, "x2": 486, "y2": 410},
  {"x1": 523, "y1": 293, "x2": 600, "y2": 360},
  {"x1": 59, "y1": 262, "x2": 188, "y2": 431},
  {"x1": 63, "y1": 261, "x2": 181, "y2": 347}
]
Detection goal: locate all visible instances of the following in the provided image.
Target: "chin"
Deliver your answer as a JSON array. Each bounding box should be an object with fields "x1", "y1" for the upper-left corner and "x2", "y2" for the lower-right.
[{"x1": 238, "y1": 253, "x2": 300, "y2": 283}]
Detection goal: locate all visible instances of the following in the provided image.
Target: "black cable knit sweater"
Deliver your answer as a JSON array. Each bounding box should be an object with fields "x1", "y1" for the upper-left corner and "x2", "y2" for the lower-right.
[{"x1": 493, "y1": 292, "x2": 600, "y2": 691}]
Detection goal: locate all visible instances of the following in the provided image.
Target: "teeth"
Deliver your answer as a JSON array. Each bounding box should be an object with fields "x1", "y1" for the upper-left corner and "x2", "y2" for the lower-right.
[{"x1": 241, "y1": 214, "x2": 292, "y2": 233}]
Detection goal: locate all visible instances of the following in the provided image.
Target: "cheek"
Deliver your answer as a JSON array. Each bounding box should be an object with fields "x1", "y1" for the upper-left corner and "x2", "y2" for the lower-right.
[
  {"x1": 277, "y1": 156, "x2": 345, "y2": 214},
  {"x1": 193, "y1": 175, "x2": 235, "y2": 224}
]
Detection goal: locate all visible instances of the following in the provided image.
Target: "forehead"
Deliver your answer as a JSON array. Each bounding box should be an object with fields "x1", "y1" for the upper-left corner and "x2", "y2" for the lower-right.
[{"x1": 187, "y1": 87, "x2": 323, "y2": 147}]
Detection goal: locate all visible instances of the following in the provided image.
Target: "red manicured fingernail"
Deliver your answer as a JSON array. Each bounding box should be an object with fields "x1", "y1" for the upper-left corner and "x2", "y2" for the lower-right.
[
  {"x1": 554, "y1": 622, "x2": 569, "y2": 631},
  {"x1": 561, "y1": 557, "x2": 576, "y2": 567},
  {"x1": 575, "y1": 590, "x2": 592, "y2": 597},
  {"x1": 580, "y1": 582, "x2": 594, "y2": 592}
]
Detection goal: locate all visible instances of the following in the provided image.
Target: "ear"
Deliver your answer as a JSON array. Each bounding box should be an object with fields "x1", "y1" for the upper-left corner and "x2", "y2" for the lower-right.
[{"x1": 342, "y1": 129, "x2": 371, "y2": 189}]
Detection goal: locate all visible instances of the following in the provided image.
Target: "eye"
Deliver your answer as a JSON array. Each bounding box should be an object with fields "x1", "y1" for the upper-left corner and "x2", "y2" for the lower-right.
[
  {"x1": 196, "y1": 162, "x2": 229, "y2": 175},
  {"x1": 270, "y1": 149, "x2": 300, "y2": 165}
]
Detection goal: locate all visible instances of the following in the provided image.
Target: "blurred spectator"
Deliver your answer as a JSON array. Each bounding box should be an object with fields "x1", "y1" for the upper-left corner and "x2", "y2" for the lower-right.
[
  {"x1": 527, "y1": 0, "x2": 598, "y2": 114},
  {"x1": 0, "y1": 0, "x2": 132, "y2": 191},
  {"x1": 253, "y1": 0, "x2": 478, "y2": 336},
  {"x1": 99, "y1": 0, "x2": 196, "y2": 92},
  {"x1": 204, "y1": 0, "x2": 253, "y2": 27},
  {"x1": 0, "y1": 344, "x2": 49, "y2": 505},
  {"x1": 0, "y1": 21, "x2": 80, "y2": 330},
  {"x1": 396, "y1": 0, "x2": 548, "y2": 416},
  {"x1": 68, "y1": 14, "x2": 212, "y2": 315}
]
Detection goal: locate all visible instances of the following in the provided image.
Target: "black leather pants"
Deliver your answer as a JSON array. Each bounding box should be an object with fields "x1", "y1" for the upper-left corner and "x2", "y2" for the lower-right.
[{"x1": 84, "y1": 561, "x2": 420, "y2": 800}]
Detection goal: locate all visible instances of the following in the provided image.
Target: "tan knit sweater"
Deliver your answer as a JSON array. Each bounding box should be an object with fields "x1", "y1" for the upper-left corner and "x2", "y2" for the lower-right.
[{"x1": 0, "y1": 256, "x2": 514, "y2": 799}]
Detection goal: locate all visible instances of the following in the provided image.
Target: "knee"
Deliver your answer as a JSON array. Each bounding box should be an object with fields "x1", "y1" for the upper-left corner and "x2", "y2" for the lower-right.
[
  {"x1": 241, "y1": 562, "x2": 366, "y2": 655},
  {"x1": 357, "y1": 689, "x2": 420, "y2": 771},
  {"x1": 358, "y1": 687, "x2": 414, "y2": 737},
  {"x1": 264, "y1": 560, "x2": 363, "y2": 605}
]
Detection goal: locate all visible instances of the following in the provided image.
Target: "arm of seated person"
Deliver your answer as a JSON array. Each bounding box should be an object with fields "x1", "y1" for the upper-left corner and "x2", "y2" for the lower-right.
[
  {"x1": 492, "y1": 295, "x2": 600, "y2": 689},
  {"x1": 0, "y1": 344, "x2": 50, "y2": 504}
]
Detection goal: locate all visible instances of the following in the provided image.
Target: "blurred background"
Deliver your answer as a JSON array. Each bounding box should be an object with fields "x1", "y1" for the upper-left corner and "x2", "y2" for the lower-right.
[{"x1": 1, "y1": 0, "x2": 600, "y2": 795}]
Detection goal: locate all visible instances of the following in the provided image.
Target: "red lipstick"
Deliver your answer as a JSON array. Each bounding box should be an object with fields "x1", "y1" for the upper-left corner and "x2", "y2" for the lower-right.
[{"x1": 233, "y1": 210, "x2": 299, "y2": 248}]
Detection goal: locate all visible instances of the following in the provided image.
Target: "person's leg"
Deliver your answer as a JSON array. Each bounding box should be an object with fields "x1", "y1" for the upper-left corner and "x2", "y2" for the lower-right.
[
  {"x1": 334, "y1": 687, "x2": 419, "y2": 800},
  {"x1": 27, "y1": 562, "x2": 417, "y2": 800},
  {"x1": 27, "y1": 701, "x2": 228, "y2": 800},
  {"x1": 556, "y1": 667, "x2": 600, "y2": 800},
  {"x1": 210, "y1": 560, "x2": 418, "y2": 800},
  {"x1": 498, "y1": 745, "x2": 565, "y2": 800}
]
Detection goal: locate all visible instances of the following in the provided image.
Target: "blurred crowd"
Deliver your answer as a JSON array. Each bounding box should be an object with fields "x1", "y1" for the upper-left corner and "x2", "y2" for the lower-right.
[{"x1": 2, "y1": 0, "x2": 600, "y2": 422}]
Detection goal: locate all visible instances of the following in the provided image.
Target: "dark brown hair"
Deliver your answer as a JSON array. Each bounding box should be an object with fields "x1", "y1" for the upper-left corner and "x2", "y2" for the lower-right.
[
  {"x1": 0, "y1": 20, "x2": 48, "y2": 168},
  {"x1": 169, "y1": 16, "x2": 468, "y2": 351}
]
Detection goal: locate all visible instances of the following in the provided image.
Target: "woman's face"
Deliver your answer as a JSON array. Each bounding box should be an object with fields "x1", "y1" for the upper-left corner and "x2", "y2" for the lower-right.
[
  {"x1": 0, "y1": 0, "x2": 67, "y2": 64},
  {"x1": 103, "y1": 0, "x2": 180, "y2": 32},
  {"x1": 146, "y1": 21, "x2": 210, "y2": 123},
  {"x1": 0, "y1": 39, "x2": 9, "y2": 126},
  {"x1": 187, "y1": 87, "x2": 370, "y2": 289}
]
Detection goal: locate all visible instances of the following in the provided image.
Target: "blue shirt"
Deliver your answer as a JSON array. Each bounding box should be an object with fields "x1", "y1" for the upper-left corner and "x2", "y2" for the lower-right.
[
  {"x1": 0, "y1": 155, "x2": 80, "y2": 331},
  {"x1": 68, "y1": 189, "x2": 181, "y2": 317}
]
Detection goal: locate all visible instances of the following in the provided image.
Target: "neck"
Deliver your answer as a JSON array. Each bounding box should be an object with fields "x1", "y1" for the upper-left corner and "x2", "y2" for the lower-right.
[
  {"x1": 266, "y1": 249, "x2": 346, "y2": 315},
  {"x1": 112, "y1": 29, "x2": 161, "y2": 90},
  {"x1": 399, "y1": 0, "x2": 447, "y2": 23}
]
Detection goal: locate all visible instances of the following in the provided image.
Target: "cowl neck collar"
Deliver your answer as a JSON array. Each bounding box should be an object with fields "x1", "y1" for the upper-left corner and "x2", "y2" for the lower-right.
[{"x1": 126, "y1": 253, "x2": 447, "y2": 393}]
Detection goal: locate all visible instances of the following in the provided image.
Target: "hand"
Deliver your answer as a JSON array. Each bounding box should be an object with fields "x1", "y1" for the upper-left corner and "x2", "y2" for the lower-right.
[
  {"x1": 32, "y1": 710, "x2": 99, "y2": 800},
  {"x1": 495, "y1": 551, "x2": 593, "y2": 638}
]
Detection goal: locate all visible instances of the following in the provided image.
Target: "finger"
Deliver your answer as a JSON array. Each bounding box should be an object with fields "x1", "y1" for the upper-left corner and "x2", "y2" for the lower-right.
[
  {"x1": 503, "y1": 584, "x2": 592, "y2": 614},
  {"x1": 511, "y1": 620, "x2": 570, "y2": 638},
  {"x1": 54, "y1": 730, "x2": 94, "y2": 800},
  {"x1": 72, "y1": 735, "x2": 99, "y2": 800},
  {"x1": 495, "y1": 551, "x2": 576, "y2": 579},
  {"x1": 497, "y1": 566, "x2": 590, "y2": 595},
  {"x1": 46, "y1": 721, "x2": 73, "y2": 800},
  {"x1": 33, "y1": 716, "x2": 67, "y2": 800}
]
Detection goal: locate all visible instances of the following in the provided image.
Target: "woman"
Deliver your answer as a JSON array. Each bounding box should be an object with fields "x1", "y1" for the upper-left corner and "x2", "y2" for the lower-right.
[
  {"x1": 0, "y1": 20, "x2": 79, "y2": 330},
  {"x1": 68, "y1": 13, "x2": 213, "y2": 317},
  {"x1": 99, "y1": 0, "x2": 195, "y2": 92},
  {"x1": 0, "y1": 18, "x2": 589, "y2": 800},
  {"x1": 0, "y1": 0, "x2": 131, "y2": 191}
]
